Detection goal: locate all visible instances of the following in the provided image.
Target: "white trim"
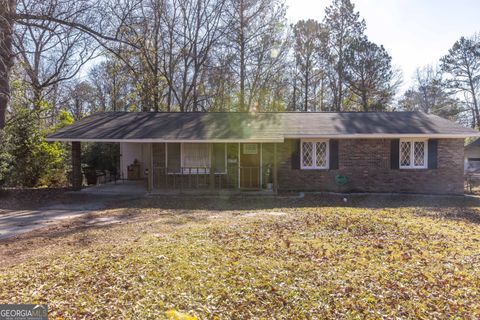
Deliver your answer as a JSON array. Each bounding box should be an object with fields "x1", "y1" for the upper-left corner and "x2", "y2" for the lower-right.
[
  {"x1": 238, "y1": 143, "x2": 241, "y2": 189},
  {"x1": 148, "y1": 143, "x2": 153, "y2": 191},
  {"x1": 46, "y1": 132, "x2": 480, "y2": 143},
  {"x1": 224, "y1": 143, "x2": 228, "y2": 174},
  {"x1": 285, "y1": 133, "x2": 479, "y2": 138},
  {"x1": 165, "y1": 142, "x2": 168, "y2": 169},
  {"x1": 399, "y1": 138, "x2": 428, "y2": 169},
  {"x1": 260, "y1": 143, "x2": 263, "y2": 188},
  {"x1": 45, "y1": 138, "x2": 285, "y2": 143},
  {"x1": 300, "y1": 139, "x2": 330, "y2": 170}
]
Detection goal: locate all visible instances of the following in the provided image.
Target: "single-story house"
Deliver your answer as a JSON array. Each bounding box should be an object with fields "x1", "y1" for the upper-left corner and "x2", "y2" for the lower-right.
[
  {"x1": 464, "y1": 138, "x2": 480, "y2": 172},
  {"x1": 46, "y1": 111, "x2": 479, "y2": 195}
]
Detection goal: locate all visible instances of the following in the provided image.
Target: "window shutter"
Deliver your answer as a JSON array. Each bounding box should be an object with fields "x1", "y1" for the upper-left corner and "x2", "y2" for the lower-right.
[
  {"x1": 329, "y1": 139, "x2": 339, "y2": 170},
  {"x1": 428, "y1": 139, "x2": 438, "y2": 169},
  {"x1": 291, "y1": 139, "x2": 300, "y2": 170},
  {"x1": 390, "y1": 139, "x2": 400, "y2": 169}
]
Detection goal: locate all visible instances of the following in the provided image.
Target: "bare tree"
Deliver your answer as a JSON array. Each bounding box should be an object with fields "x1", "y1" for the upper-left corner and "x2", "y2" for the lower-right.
[
  {"x1": 13, "y1": 0, "x2": 96, "y2": 112},
  {"x1": 0, "y1": 0, "x2": 139, "y2": 128},
  {"x1": 399, "y1": 66, "x2": 463, "y2": 123},
  {"x1": 0, "y1": 0, "x2": 16, "y2": 128},
  {"x1": 225, "y1": 0, "x2": 288, "y2": 111},
  {"x1": 292, "y1": 19, "x2": 328, "y2": 111}
]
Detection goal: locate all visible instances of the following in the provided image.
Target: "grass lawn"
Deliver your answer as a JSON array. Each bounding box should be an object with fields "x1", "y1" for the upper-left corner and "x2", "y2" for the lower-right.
[{"x1": 1, "y1": 195, "x2": 480, "y2": 319}]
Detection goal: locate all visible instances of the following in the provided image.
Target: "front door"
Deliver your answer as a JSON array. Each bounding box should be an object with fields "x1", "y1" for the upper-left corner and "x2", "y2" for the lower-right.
[{"x1": 240, "y1": 143, "x2": 260, "y2": 189}]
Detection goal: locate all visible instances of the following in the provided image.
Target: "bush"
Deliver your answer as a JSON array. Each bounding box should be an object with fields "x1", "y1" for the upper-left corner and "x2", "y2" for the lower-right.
[
  {"x1": 2, "y1": 107, "x2": 73, "y2": 188},
  {"x1": 82, "y1": 143, "x2": 120, "y2": 173},
  {"x1": 0, "y1": 129, "x2": 13, "y2": 187}
]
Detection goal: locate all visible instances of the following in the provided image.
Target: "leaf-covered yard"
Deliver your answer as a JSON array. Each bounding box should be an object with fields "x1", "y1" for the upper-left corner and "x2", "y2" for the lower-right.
[{"x1": 1, "y1": 195, "x2": 480, "y2": 319}]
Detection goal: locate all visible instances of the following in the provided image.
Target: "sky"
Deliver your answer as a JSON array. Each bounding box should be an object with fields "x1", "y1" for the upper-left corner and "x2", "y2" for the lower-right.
[{"x1": 286, "y1": 0, "x2": 480, "y2": 89}]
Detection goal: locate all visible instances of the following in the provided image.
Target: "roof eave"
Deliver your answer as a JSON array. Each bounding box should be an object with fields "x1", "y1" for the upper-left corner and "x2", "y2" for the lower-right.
[
  {"x1": 45, "y1": 132, "x2": 480, "y2": 143},
  {"x1": 44, "y1": 137, "x2": 286, "y2": 143},
  {"x1": 284, "y1": 133, "x2": 479, "y2": 139}
]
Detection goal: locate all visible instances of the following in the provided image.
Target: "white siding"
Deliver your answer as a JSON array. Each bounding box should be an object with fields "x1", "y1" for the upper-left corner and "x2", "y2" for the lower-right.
[{"x1": 120, "y1": 143, "x2": 146, "y2": 179}]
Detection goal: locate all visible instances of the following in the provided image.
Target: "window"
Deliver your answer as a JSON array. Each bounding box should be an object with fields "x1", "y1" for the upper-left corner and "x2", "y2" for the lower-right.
[
  {"x1": 400, "y1": 139, "x2": 427, "y2": 169},
  {"x1": 243, "y1": 143, "x2": 258, "y2": 154},
  {"x1": 301, "y1": 139, "x2": 329, "y2": 169},
  {"x1": 173, "y1": 143, "x2": 227, "y2": 174},
  {"x1": 181, "y1": 143, "x2": 210, "y2": 173}
]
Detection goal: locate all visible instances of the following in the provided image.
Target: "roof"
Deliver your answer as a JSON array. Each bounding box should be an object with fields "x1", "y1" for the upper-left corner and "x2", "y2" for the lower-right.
[
  {"x1": 466, "y1": 138, "x2": 480, "y2": 149},
  {"x1": 46, "y1": 111, "x2": 479, "y2": 142}
]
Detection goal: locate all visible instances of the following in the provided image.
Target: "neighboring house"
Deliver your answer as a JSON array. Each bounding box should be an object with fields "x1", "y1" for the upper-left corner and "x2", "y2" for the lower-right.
[
  {"x1": 464, "y1": 139, "x2": 480, "y2": 172},
  {"x1": 46, "y1": 111, "x2": 479, "y2": 195}
]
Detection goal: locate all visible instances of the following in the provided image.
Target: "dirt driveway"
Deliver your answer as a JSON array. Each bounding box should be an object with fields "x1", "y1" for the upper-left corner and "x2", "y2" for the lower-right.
[{"x1": 0, "y1": 183, "x2": 146, "y2": 239}]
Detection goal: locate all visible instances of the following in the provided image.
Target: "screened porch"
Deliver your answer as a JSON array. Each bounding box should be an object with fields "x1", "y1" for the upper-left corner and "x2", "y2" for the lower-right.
[{"x1": 148, "y1": 142, "x2": 278, "y2": 191}]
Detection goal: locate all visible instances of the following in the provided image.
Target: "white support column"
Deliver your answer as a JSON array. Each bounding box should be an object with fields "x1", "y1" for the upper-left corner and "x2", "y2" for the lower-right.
[
  {"x1": 259, "y1": 143, "x2": 263, "y2": 189},
  {"x1": 148, "y1": 143, "x2": 153, "y2": 192},
  {"x1": 238, "y1": 142, "x2": 241, "y2": 189},
  {"x1": 209, "y1": 143, "x2": 215, "y2": 189},
  {"x1": 273, "y1": 143, "x2": 278, "y2": 194}
]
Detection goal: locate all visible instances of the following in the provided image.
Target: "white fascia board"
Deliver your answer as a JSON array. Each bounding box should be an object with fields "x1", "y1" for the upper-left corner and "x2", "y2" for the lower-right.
[
  {"x1": 45, "y1": 133, "x2": 480, "y2": 143},
  {"x1": 284, "y1": 133, "x2": 480, "y2": 139},
  {"x1": 45, "y1": 137, "x2": 285, "y2": 143}
]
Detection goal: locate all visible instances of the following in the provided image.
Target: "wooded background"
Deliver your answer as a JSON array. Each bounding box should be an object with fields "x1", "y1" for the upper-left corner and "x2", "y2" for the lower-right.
[{"x1": 0, "y1": 0, "x2": 479, "y2": 187}]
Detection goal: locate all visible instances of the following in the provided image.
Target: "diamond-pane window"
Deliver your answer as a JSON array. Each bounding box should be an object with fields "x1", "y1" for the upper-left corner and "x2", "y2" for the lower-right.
[
  {"x1": 301, "y1": 140, "x2": 329, "y2": 169},
  {"x1": 399, "y1": 139, "x2": 427, "y2": 168},
  {"x1": 400, "y1": 141, "x2": 411, "y2": 167},
  {"x1": 414, "y1": 142, "x2": 425, "y2": 166},
  {"x1": 302, "y1": 142, "x2": 313, "y2": 167},
  {"x1": 316, "y1": 142, "x2": 327, "y2": 167}
]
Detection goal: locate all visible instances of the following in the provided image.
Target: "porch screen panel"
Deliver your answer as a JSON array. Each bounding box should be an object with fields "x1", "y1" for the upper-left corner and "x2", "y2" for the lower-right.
[
  {"x1": 213, "y1": 143, "x2": 226, "y2": 173},
  {"x1": 182, "y1": 143, "x2": 210, "y2": 169},
  {"x1": 167, "y1": 143, "x2": 181, "y2": 173}
]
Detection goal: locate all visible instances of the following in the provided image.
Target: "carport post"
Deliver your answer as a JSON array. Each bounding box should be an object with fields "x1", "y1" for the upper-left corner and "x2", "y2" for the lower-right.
[
  {"x1": 148, "y1": 143, "x2": 154, "y2": 192},
  {"x1": 273, "y1": 143, "x2": 278, "y2": 194},
  {"x1": 72, "y1": 141, "x2": 82, "y2": 190}
]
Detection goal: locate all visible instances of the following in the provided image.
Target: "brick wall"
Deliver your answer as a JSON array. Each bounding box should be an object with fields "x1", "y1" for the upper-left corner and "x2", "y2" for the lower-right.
[{"x1": 277, "y1": 139, "x2": 465, "y2": 195}]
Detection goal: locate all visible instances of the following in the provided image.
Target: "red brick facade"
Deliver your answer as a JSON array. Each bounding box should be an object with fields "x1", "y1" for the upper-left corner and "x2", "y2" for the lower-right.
[{"x1": 277, "y1": 138, "x2": 464, "y2": 195}]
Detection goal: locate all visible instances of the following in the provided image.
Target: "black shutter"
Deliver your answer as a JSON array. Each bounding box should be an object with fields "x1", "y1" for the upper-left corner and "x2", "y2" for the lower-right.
[
  {"x1": 390, "y1": 139, "x2": 400, "y2": 169},
  {"x1": 329, "y1": 139, "x2": 339, "y2": 170},
  {"x1": 291, "y1": 139, "x2": 301, "y2": 169},
  {"x1": 428, "y1": 139, "x2": 438, "y2": 169}
]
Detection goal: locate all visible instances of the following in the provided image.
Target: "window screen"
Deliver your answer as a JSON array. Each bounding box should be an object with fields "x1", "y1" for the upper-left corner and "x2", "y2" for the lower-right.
[{"x1": 182, "y1": 143, "x2": 210, "y2": 168}]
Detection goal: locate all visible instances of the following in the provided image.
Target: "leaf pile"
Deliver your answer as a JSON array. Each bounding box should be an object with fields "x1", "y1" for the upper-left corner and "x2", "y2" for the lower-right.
[{"x1": 0, "y1": 201, "x2": 479, "y2": 319}]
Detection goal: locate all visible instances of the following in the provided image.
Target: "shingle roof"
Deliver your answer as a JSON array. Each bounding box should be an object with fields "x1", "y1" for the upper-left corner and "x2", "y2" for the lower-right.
[
  {"x1": 466, "y1": 138, "x2": 480, "y2": 149},
  {"x1": 46, "y1": 111, "x2": 479, "y2": 142}
]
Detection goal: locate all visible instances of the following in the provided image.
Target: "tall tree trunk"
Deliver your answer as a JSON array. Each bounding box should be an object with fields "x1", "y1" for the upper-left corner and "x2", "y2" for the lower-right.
[
  {"x1": 166, "y1": 30, "x2": 174, "y2": 112},
  {"x1": 292, "y1": 77, "x2": 296, "y2": 111},
  {"x1": 471, "y1": 107, "x2": 477, "y2": 129},
  {"x1": 362, "y1": 91, "x2": 368, "y2": 112},
  {"x1": 469, "y1": 78, "x2": 480, "y2": 128},
  {"x1": 336, "y1": 44, "x2": 343, "y2": 112},
  {"x1": 112, "y1": 75, "x2": 117, "y2": 111},
  {"x1": 304, "y1": 65, "x2": 309, "y2": 112},
  {"x1": 33, "y1": 86, "x2": 42, "y2": 110},
  {"x1": 239, "y1": 0, "x2": 246, "y2": 112},
  {"x1": 319, "y1": 76, "x2": 324, "y2": 111},
  {"x1": 0, "y1": 0, "x2": 15, "y2": 129}
]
